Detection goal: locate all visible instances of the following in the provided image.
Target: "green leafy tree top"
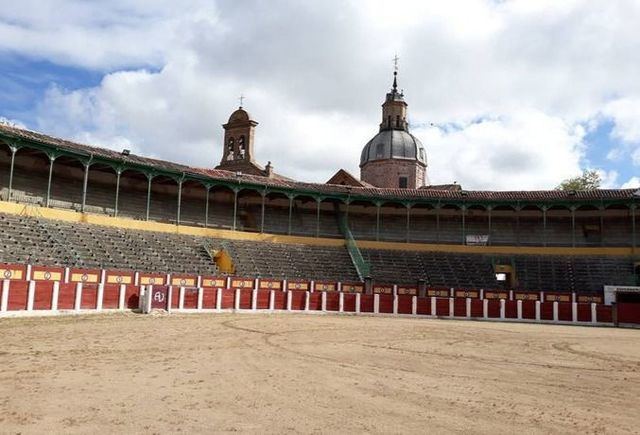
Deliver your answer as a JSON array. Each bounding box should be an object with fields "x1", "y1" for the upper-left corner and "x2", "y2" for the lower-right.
[{"x1": 556, "y1": 169, "x2": 601, "y2": 191}]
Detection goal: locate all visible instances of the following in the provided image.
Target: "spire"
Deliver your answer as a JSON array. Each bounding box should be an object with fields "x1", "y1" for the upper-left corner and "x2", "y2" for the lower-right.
[
  {"x1": 238, "y1": 94, "x2": 245, "y2": 109},
  {"x1": 392, "y1": 54, "x2": 399, "y2": 93}
]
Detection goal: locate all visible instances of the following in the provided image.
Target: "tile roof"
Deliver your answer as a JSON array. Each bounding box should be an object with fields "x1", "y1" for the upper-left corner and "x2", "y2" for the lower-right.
[{"x1": 0, "y1": 123, "x2": 637, "y2": 203}]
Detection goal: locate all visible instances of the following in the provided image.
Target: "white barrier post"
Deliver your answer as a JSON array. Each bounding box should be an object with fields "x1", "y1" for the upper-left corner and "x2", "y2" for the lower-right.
[
  {"x1": 252, "y1": 289, "x2": 257, "y2": 311},
  {"x1": 339, "y1": 292, "x2": 344, "y2": 313},
  {"x1": 572, "y1": 302, "x2": 578, "y2": 323},
  {"x1": 26, "y1": 264, "x2": 32, "y2": 281},
  {"x1": 431, "y1": 297, "x2": 436, "y2": 316},
  {"x1": 304, "y1": 291, "x2": 310, "y2": 311},
  {"x1": 27, "y1": 281, "x2": 35, "y2": 311},
  {"x1": 553, "y1": 301, "x2": 559, "y2": 322},
  {"x1": 355, "y1": 293, "x2": 361, "y2": 314},
  {"x1": 197, "y1": 287, "x2": 204, "y2": 310},
  {"x1": 269, "y1": 290, "x2": 275, "y2": 311},
  {"x1": 178, "y1": 287, "x2": 185, "y2": 310},
  {"x1": 287, "y1": 291, "x2": 292, "y2": 311},
  {"x1": 499, "y1": 299, "x2": 505, "y2": 320},
  {"x1": 321, "y1": 291, "x2": 327, "y2": 311},
  {"x1": 483, "y1": 299, "x2": 488, "y2": 319},
  {"x1": 393, "y1": 293, "x2": 398, "y2": 315},
  {"x1": 1, "y1": 280, "x2": 9, "y2": 312},
  {"x1": 74, "y1": 283, "x2": 82, "y2": 311},
  {"x1": 118, "y1": 284, "x2": 126, "y2": 310},
  {"x1": 412, "y1": 296, "x2": 417, "y2": 316},
  {"x1": 535, "y1": 301, "x2": 541, "y2": 321},
  {"x1": 374, "y1": 293, "x2": 380, "y2": 314},
  {"x1": 449, "y1": 297, "x2": 454, "y2": 317},
  {"x1": 216, "y1": 288, "x2": 223, "y2": 311},
  {"x1": 591, "y1": 303, "x2": 597, "y2": 323},
  {"x1": 234, "y1": 288, "x2": 240, "y2": 310},
  {"x1": 517, "y1": 300, "x2": 522, "y2": 320},
  {"x1": 51, "y1": 281, "x2": 59, "y2": 311},
  {"x1": 466, "y1": 298, "x2": 471, "y2": 318},
  {"x1": 167, "y1": 286, "x2": 173, "y2": 313},
  {"x1": 96, "y1": 283, "x2": 104, "y2": 311}
]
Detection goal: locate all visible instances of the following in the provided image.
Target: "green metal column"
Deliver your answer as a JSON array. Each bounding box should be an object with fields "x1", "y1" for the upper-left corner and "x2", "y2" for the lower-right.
[
  {"x1": 7, "y1": 146, "x2": 17, "y2": 200},
  {"x1": 375, "y1": 203, "x2": 381, "y2": 241},
  {"x1": 260, "y1": 192, "x2": 266, "y2": 234},
  {"x1": 461, "y1": 205, "x2": 466, "y2": 245},
  {"x1": 145, "y1": 175, "x2": 153, "y2": 221},
  {"x1": 46, "y1": 155, "x2": 56, "y2": 207},
  {"x1": 176, "y1": 178, "x2": 183, "y2": 225},
  {"x1": 204, "y1": 185, "x2": 210, "y2": 228},
  {"x1": 232, "y1": 189, "x2": 238, "y2": 231},
  {"x1": 81, "y1": 162, "x2": 90, "y2": 213},
  {"x1": 571, "y1": 206, "x2": 576, "y2": 248},
  {"x1": 315, "y1": 198, "x2": 321, "y2": 238},
  {"x1": 487, "y1": 205, "x2": 492, "y2": 246},
  {"x1": 114, "y1": 170, "x2": 121, "y2": 217},
  {"x1": 406, "y1": 204, "x2": 411, "y2": 243}
]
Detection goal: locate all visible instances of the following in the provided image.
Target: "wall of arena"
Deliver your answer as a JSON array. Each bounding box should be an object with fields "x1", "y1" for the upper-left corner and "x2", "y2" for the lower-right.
[{"x1": 2, "y1": 263, "x2": 638, "y2": 326}]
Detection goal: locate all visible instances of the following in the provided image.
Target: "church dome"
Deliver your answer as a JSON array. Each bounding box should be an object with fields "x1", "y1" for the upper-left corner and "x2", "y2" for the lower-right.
[
  {"x1": 360, "y1": 129, "x2": 427, "y2": 167},
  {"x1": 227, "y1": 108, "x2": 251, "y2": 123}
]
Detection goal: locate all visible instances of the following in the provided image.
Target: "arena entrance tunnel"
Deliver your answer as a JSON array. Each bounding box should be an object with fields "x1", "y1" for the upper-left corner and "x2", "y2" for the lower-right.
[{"x1": 615, "y1": 291, "x2": 640, "y2": 325}]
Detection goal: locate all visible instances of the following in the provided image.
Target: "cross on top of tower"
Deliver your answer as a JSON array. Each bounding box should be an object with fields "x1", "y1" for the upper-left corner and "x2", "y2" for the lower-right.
[
  {"x1": 393, "y1": 54, "x2": 399, "y2": 73},
  {"x1": 239, "y1": 94, "x2": 245, "y2": 108}
]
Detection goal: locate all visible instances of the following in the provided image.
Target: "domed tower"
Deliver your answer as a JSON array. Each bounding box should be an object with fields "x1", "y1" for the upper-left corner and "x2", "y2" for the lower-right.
[
  {"x1": 360, "y1": 69, "x2": 427, "y2": 189},
  {"x1": 216, "y1": 103, "x2": 275, "y2": 177}
]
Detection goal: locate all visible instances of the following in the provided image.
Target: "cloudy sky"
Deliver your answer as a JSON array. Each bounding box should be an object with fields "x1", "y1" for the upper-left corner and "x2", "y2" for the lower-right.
[{"x1": 1, "y1": 0, "x2": 640, "y2": 190}]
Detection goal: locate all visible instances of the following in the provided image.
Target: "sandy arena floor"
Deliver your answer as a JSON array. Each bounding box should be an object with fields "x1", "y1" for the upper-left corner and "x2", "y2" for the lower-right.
[{"x1": 1, "y1": 313, "x2": 639, "y2": 434}]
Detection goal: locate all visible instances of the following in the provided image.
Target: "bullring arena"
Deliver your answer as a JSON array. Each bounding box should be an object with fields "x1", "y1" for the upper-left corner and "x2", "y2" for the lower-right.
[{"x1": 1, "y1": 74, "x2": 640, "y2": 433}]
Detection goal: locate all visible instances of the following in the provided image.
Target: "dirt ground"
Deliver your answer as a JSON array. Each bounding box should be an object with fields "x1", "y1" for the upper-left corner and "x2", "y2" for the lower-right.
[{"x1": 1, "y1": 313, "x2": 639, "y2": 434}]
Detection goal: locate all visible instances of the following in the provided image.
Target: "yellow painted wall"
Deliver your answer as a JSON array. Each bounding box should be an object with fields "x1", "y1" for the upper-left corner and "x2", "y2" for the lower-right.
[{"x1": 0, "y1": 200, "x2": 635, "y2": 257}]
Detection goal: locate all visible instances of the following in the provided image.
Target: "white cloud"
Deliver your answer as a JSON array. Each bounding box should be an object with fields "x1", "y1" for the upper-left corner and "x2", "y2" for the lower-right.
[
  {"x1": 621, "y1": 177, "x2": 640, "y2": 189},
  {"x1": 3, "y1": 0, "x2": 640, "y2": 188}
]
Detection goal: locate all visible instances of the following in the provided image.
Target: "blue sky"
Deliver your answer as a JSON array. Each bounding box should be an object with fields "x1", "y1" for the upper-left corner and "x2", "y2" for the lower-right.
[{"x1": 1, "y1": 0, "x2": 639, "y2": 190}]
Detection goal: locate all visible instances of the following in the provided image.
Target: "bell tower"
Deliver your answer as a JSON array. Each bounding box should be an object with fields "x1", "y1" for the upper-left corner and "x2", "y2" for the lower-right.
[{"x1": 219, "y1": 100, "x2": 258, "y2": 167}]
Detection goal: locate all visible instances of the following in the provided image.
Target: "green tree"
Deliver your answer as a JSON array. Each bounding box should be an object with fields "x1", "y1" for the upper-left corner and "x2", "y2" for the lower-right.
[{"x1": 556, "y1": 169, "x2": 601, "y2": 191}]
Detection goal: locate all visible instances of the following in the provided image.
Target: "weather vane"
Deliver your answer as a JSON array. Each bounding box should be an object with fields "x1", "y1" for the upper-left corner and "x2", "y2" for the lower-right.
[
  {"x1": 393, "y1": 54, "x2": 399, "y2": 73},
  {"x1": 239, "y1": 94, "x2": 245, "y2": 108}
]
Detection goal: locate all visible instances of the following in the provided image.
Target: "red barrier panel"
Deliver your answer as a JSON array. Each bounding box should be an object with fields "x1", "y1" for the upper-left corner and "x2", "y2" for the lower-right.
[
  {"x1": 102, "y1": 284, "x2": 120, "y2": 309},
  {"x1": 360, "y1": 294, "x2": 374, "y2": 313},
  {"x1": 238, "y1": 289, "x2": 252, "y2": 309},
  {"x1": 416, "y1": 297, "x2": 431, "y2": 315},
  {"x1": 201, "y1": 288, "x2": 217, "y2": 309},
  {"x1": 435, "y1": 298, "x2": 450, "y2": 316},
  {"x1": 470, "y1": 299, "x2": 483, "y2": 317},
  {"x1": 558, "y1": 303, "x2": 573, "y2": 321},
  {"x1": 618, "y1": 303, "x2": 640, "y2": 324},
  {"x1": 7, "y1": 281, "x2": 28, "y2": 310},
  {"x1": 170, "y1": 287, "x2": 180, "y2": 309},
  {"x1": 256, "y1": 289, "x2": 271, "y2": 309},
  {"x1": 379, "y1": 294, "x2": 394, "y2": 314},
  {"x1": 183, "y1": 288, "x2": 199, "y2": 309},
  {"x1": 0, "y1": 263, "x2": 27, "y2": 280},
  {"x1": 220, "y1": 289, "x2": 235, "y2": 309},
  {"x1": 124, "y1": 285, "x2": 139, "y2": 309},
  {"x1": 487, "y1": 300, "x2": 500, "y2": 318},
  {"x1": 80, "y1": 284, "x2": 98, "y2": 309},
  {"x1": 577, "y1": 303, "x2": 592, "y2": 322},
  {"x1": 290, "y1": 291, "x2": 306, "y2": 311},
  {"x1": 596, "y1": 305, "x2": 612, "y2": 323},
  {"x1": 453, "y1": 298, "x2": 466, "y2": 317},
  {"x1": 308, "y1": 292, "x2": 322, "y2": 311},
  {"x1": 522, "y1": 300, "x2": 536, "y2": 319},
  {"x1": 33, "y1": 282, "x2": 54, "y2": 310},
  {"x1": 325, "y1": 292, "x2": 340, "y2": 311},
  {"x1": 58, "y1": 283, "x2": 77, "y2": 310},
  {"x1": 505, "y1": 301, "x2": 518, "y2": 319},
  {"x1": 273, "y1": 291, "x2": 287, "y2": 310},
  {"x1": 540, "y1": 303, "x2": 554, "y2": 320},
  {"x1": 343, "y1": 293, "x2": 356, "y2": 312},
  {"x1": 397, "y1": 295, "x2": 413, "y2": 314}
]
